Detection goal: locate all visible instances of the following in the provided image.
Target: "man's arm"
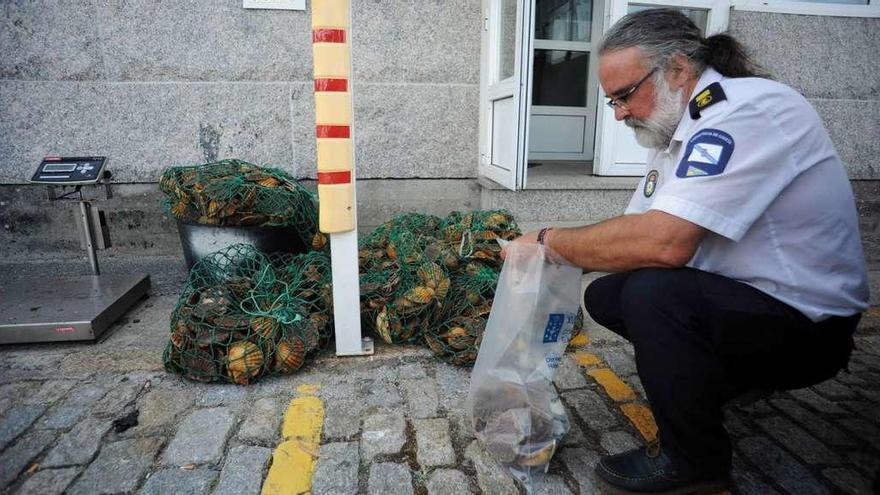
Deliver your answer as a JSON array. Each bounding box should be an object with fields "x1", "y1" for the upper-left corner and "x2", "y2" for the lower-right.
[{"x1": 513, "y1": 210, "x2": 708, "y2": 272}]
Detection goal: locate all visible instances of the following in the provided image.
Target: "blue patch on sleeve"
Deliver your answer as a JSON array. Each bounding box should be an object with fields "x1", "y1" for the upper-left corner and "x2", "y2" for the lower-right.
[{"x1": 676, "y1": 129, "x2": 734, "y2": 178}]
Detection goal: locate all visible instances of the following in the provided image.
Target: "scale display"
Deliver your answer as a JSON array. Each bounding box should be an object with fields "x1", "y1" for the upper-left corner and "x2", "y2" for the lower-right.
[{"x1": 30, "y1": 156, "x2": 108, "y2": 184}]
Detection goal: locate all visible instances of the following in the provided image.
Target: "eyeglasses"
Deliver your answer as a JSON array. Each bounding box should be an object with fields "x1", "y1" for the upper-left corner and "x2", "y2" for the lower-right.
[{"x1": 606, "y1": 67, "x2": 658, "y2": 110}]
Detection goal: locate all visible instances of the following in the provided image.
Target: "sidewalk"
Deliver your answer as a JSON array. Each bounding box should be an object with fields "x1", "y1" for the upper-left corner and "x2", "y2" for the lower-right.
[{"x1": 0, "y1": 258, "x2": 878, "y2": 494}]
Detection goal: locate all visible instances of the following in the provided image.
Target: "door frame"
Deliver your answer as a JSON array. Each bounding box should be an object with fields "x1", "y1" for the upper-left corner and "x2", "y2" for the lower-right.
[
  {"x1": 478, "y1": 0, "x2": 536, "y2": 190},
  {"x1": 528, "y1": 2, "x2": 605, "y2": 163}
]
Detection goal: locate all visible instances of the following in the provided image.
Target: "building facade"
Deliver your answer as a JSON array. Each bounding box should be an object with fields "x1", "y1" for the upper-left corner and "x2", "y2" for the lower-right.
[{"x1": 0, "y1": 0, "x2": 877, "y2": 298}]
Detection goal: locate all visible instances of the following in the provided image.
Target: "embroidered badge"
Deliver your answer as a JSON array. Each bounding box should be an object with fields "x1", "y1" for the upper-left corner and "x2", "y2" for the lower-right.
[
  {"x1": 676, "y1": 129, "x2": 734, "y2": 178},
  {"x1": 644, "y1": 170, "x2": 659, "y2": 197}
]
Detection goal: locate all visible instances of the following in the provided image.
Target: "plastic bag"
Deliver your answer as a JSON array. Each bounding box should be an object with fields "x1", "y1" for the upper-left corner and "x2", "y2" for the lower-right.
[{"x1": 467, "y1": 241, "x2": 583, "y2": 492}]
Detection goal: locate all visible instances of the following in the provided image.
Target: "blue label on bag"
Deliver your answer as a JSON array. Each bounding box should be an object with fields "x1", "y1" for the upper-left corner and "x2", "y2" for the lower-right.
[{"x1": 543, "y1": 314, "x2": 565, "y2": 343}]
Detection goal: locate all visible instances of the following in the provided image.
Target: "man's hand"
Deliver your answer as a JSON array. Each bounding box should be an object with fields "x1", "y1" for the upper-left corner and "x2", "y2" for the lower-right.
[{"x1": 500, "y1": 229, "x2": 558, "y2": 262}]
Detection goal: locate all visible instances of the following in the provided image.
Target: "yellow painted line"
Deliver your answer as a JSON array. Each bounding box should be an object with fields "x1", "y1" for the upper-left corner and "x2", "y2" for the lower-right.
[
  {"x1": 296, "y1": 384, "x2": 321, "y2": 395},
  {"x1": 573, "y1": 351, "x2": 603, "y2": 367},
  {"x1": 576, "y1": 345, "x2": 658, "y2": 443},
  {"x1": 569, "y1": 333, "x2": 589, "y2": 347},
  {"x1": 262, "y1": 385, "x2": 324, "y2": 495},
  {"x1": 620, "y1": 403, "x2": 658, "y2": 442},
  {"x1": 588, "y1": 368, "x2": 636, "y2": 402}
]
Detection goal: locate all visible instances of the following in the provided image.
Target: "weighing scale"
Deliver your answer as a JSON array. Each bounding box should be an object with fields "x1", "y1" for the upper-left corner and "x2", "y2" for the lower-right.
[{"x1": 0, "y1": 156, "x2": 151, "y2": 344}]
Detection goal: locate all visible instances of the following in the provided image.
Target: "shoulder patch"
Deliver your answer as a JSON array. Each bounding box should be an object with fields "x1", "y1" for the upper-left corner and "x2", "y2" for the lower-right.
[
  {"x1": 676, "y1": 129, "x2": 734, "y2": 178},
  {"x1": 688, "y1": 82, "x2": 727, "y2": 120}
]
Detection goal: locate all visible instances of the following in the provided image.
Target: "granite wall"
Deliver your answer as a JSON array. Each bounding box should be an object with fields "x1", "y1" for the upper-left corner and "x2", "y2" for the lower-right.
[
  {"x1": 0, "y1": 0, "x2": 481, "y2": 183},
  {"x1": 728, "y1": 11, "x2": 880, "y2": 181}
]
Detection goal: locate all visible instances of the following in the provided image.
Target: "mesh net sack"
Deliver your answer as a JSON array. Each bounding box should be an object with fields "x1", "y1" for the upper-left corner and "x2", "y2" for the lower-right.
[
  {"x1": 357, "y1": 209, "x2": 585, "y2": 366},
  {"x1": 359, "y1": 214, "x2": 448, "y2": 345},
  {"x1": 158, "y1": 159, "x2": 326, "y2": 251},
  {"x1": 163, "y1": 244, "x2": 333, "y2": 384},
  {"x1": 423, "y1": 262, "x2": 498, "y2": 366}
]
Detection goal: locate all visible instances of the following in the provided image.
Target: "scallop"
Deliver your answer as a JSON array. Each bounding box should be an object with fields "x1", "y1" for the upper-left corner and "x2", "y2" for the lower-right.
[
  {"x1": 250, "y1": 316, "x2": 279, "y2": 340},
  {"x1": 274, "y1": 338, "x2": 306, "y2": 374},
  {"x1": 183, "y1": 348, "x2": 218, "y2": 382},
  {"x1": 517, "y1": 441, "x2": 556, "y2": 467},
  {"x1": 226, "y1": 341, "x2": 263, "y2": 385},
  {"x1": 170, "y1": 321, "x2": 190, "y2": 349}
]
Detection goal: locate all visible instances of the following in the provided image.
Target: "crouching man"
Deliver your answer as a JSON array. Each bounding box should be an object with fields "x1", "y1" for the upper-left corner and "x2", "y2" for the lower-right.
[{"x1": 504, "y1": 8, "x2": 868, "y2": 494}]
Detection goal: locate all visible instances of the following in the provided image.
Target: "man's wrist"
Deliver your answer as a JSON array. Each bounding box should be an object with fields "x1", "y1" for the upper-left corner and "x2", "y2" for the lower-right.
[{"x1": 537, "y1": 227, "x2": 554, "y2": 246}]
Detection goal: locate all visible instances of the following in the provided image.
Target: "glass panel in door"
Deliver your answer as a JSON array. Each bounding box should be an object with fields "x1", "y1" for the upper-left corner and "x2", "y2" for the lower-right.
[
  {"x1": 535, "y1": 0, "x2": 593, "y2": 42},
  {"x1": 498, "y1": 0, "x2": 518, "y2": 81},
  {"x1": 528, "y1": 0, "x2": 603, "y2": 165},
  {"x1": 532, "y1": 50, "x2": 589, "y2": 107}
]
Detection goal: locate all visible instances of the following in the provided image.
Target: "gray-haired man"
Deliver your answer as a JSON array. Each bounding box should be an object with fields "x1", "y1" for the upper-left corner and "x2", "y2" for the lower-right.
[{"x1": 504, "y1": 8, "x2": 868, "y2": 494}]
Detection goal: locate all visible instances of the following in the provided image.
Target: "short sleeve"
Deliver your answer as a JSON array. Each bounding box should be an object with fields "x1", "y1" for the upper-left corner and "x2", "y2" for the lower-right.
[
  {"x1": 649, "y1": 100, "x2": 801, "y2": 242},
  {"x1": 624, "y1": 149, "x2": 660, "y2": 215},
  {"x1": 624, "y1": 175, "x2": 648, "y2": 214}
]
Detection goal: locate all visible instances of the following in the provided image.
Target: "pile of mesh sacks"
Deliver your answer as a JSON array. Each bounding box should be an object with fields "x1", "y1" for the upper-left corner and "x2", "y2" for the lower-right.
[
  {"x1": 160, "y1": 161, "x2": 582, "y2": 384},
  {"x1": 160, "y1": 160, "x2": 331, "y2": 384}
]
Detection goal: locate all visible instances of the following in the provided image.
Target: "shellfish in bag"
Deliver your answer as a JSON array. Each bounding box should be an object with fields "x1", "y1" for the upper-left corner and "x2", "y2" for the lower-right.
[{"x1": 467, "y1": 240, "x2": 581, "y2": 492}]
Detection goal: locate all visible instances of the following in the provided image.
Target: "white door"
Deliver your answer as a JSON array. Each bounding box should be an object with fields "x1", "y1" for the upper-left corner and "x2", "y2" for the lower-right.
[
  {"x1": 593, "y1": 0, "x2": 730, "y2": 176},
  {"x1": 528, "y1": 0, "x2": 604, "y2": 163},
  {"x1": 479, "y1": 0, "x2": 536, "y2": 190}
]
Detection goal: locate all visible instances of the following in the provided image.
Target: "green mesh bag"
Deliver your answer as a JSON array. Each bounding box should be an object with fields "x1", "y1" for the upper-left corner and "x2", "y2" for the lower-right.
[
  {"x1": 424, "y1": 264, "x2": 498, "y2": 366},
  {"x1": 438, "y1": 210, "x2": 520, "y2": 269},
  {"x1": 358, "y1": 209, "x2": 538, "y2": 365},
  {"x1": 163, "y1": 244, "x2": 333, "y2": 384},
  {"x1": 158, "y1": 159, "x2": 327, "y2": 251},
  {"x1": 359, "y1": 215, "x2": 450, "y2": 345}
]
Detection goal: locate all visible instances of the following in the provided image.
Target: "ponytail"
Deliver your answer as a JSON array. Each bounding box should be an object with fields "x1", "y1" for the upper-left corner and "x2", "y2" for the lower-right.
[{"x1": 700, "y1": 34, "x2": 770, "y2": 79}]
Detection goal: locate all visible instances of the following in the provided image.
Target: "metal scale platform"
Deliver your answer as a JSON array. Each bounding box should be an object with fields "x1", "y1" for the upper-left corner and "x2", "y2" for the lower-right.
[{"x1": 0, "y1": 157, "x2": 151, "y2": 344}]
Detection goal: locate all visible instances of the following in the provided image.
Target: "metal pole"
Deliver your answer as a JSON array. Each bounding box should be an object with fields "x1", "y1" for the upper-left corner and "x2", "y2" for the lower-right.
[{"x1": 79, "y1": 201, "x2": 100, "y2": 275}]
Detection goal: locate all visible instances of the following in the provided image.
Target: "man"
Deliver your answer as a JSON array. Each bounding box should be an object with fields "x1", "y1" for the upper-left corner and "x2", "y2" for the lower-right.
[{"x1": 504, "y1": 8, "x2": 869, "y2": 494}]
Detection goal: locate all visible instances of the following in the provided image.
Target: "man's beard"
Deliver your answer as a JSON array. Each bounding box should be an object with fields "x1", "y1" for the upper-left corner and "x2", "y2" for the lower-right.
[{"x1": 625, "y1": 73, "x2": 685, "y2": 149}]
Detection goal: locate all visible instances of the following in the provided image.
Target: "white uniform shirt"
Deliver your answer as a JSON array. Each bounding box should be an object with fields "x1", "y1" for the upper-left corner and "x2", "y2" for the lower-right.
[{"x1": 626, "y1": 68, "x2": 869, "y2": 322}]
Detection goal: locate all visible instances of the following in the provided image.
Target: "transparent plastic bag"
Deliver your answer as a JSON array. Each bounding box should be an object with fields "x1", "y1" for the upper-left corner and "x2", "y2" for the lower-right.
[{"x1": 467, "y1": 241, "x2": 582, "y2": 492}]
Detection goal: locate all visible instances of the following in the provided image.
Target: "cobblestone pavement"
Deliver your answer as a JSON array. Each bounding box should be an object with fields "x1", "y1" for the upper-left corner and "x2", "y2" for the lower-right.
[{"x1": 1, "y1": 286, "x2": 879, "y2": 493}]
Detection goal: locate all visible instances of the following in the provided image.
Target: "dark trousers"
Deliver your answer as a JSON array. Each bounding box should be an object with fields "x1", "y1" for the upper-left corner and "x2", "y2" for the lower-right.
[{"x1": 583, "y1": 267, "x2": 859, "y2": 474}]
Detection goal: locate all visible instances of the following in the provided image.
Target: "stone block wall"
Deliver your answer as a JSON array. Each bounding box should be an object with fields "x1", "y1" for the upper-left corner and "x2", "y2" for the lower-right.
[
  {"x1": 0, "y1": 0, "x2": 481, "y2": 183},
  {"x1": 728, "y1": 11, "x2": 879, "y2": 181},
  {"x1": 0, "y1": 0, "x2": 482, "y2": 257}
]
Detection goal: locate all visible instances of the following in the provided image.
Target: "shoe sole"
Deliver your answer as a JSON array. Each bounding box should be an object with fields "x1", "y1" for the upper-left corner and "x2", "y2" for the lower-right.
[{"x1": 596, "y1": 475, "x2": 732, "y2": 495}]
